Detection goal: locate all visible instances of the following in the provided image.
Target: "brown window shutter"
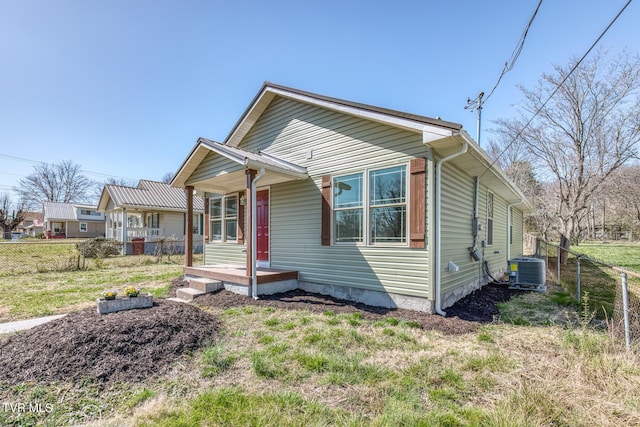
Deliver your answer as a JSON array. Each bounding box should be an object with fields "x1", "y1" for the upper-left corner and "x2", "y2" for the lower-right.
[
  {"x1": 409, "y1": 158, "x2": 426, "y2": 249},
  {"x1": 238, "y1": 191, "x2": 245, "y2": 243},
  {"x1": 204, "y1": 196, "x2": 210, "y2": 243},
  {"x1": 321, "y1": 175, "x2": 331, "y2": 246}
]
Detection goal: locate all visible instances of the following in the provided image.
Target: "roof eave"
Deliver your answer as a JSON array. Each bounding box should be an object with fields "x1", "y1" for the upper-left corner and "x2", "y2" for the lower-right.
[{"x1": 225, "y1": 82, "x2": 461, "y2": 147}]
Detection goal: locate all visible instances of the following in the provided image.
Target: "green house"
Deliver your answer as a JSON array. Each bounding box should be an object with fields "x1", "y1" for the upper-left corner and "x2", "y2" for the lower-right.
[{"x1": 172, "y1": 83, "x2": 529, "y2": 314}]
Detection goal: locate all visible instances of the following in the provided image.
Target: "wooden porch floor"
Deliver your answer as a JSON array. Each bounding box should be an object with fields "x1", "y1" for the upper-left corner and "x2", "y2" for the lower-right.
[{"x1": 184, "y1": 265, "x2": 298, "y2": 286}]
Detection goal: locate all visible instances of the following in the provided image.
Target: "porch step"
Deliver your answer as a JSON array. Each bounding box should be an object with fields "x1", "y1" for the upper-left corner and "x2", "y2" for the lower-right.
[
  {"x1": 175, "y1": 287, "x2": 206, "y2": 302},
  {"x1": 187, "y1": 277, "x2": 223, "y2": 293}
]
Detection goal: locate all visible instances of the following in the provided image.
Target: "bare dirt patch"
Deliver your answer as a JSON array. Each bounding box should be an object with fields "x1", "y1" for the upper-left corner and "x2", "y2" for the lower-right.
[{"x1": 0, "y1": 299, "x2": 219, "y2": 385}]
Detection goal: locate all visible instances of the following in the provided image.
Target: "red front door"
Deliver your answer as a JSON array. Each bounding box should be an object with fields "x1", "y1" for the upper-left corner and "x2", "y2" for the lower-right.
[{"x1": 256, "y1": 190, "x2": 269, "y2": 262}]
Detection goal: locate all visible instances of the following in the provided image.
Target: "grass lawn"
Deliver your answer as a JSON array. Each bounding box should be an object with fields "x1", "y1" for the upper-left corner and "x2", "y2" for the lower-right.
[
  {"x1": 0, "y1": 263, "x2": 181, "y2": 322},
  {"x1": 2, "y1": 295, "x2": 638, "y2": 426},
  {"x1": 0, "y1": 242, "x2": 639, "y2": 425},
  {"x1": 572, "y1": 241, "x2": 640, "y2": 272},
  {"x1": 0, "y1": 240, "x2": 203, "y2": 322},
  {"x1": 543, "y1": 241, "x2": 640, "y2": 320}
]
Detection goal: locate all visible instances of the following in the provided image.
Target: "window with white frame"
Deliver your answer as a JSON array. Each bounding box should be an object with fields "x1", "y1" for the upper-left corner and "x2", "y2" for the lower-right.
[
  {"x1": 192, "y1": 213, "x2": 202, "y2": 235},
  {"x1": 333, "y1": 165, "x2": 407, "y2": 245},
  {"x1": 149, "y1": 213, "x2": 160, "y2": 229},
  {"x1": 79, "y1": 222, "x2": 88, "y2": 232},
  {"x1": 487, "y1": 192, "x2": 494, "y2": 246},
  {"x1": 210, "y1": 195, "x2": 238, "y2": 242},
  {"x1": 334, "y1": 173, "x2": 363, "y2": 243}
]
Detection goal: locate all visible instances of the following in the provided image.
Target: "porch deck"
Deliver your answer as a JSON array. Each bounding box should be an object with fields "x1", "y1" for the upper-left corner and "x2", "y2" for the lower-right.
[{"x1": 184, "y1": 265, "x2": 298, "y2": 286}]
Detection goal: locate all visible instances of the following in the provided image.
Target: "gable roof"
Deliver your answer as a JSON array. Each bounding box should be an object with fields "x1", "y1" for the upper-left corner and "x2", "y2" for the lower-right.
[
  {"x1": 225, "y1": 82, "x2": 462, "y2": 148},
  {"x1": 43, "y1": 202, "x2": 101, "y2": 222},
  {"x1": 171, "y1": 138, "x2": 309, "y2": 190},
  {"x1": 98, "y1": 179, "x2": 205, "y2": 212},
  {"x1": 172, "y1": 82, "x2": 529, "y2": 208}
]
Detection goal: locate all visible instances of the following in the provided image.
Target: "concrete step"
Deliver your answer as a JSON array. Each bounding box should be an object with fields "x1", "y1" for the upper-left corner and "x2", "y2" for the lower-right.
[
  {"x1": 175, "y1": 287, "x2": 206, "y2": 302},
  {"x1": 187, "y1": 277, "x2": 223, "y2": 293}
]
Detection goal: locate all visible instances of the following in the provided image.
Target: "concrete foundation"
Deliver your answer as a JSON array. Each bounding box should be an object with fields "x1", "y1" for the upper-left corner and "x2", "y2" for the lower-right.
[
  {"x1": 298, "y1": 281, "x2": 434, "y2": 313},
  {"x1": 223, "y1": 279, "x2": 299, "y2": 297}
]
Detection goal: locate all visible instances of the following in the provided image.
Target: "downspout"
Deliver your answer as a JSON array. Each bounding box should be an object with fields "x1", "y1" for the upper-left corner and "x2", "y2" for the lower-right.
[
  {"x1": 434, "y1": 141, "x2": 468, "y2": 316},
  {"x1": 251, "y1": 168, "x2": 266, "y2": 299}
]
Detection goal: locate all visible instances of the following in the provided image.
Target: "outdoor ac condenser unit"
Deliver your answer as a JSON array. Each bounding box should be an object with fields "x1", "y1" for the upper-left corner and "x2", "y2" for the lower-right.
[{"x1": 508, "y1": 257, "x2": 547, "y2": 292}]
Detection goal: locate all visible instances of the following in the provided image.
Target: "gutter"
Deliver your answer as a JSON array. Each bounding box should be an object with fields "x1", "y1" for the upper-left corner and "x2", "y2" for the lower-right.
[
  {"x1": 434, "y1": 140, "x2": 469, "y2": 316},
  {"x1": 251, "y1": 168, "x2": 266, "y2": 299}
]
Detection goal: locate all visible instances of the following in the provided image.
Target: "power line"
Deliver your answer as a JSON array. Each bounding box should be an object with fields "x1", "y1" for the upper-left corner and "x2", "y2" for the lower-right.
[
  {"x1": 465, "y1": 0, "x2": 543, "y2": 145},
  {"x1": 481, "y1": 0, "x2": 634, "y2": 179},
  {"x1": 0, "y1": 153, "x2": 137, "y2": 182},
  {"x1": 484, "y1": 0, "x2": 544, "y2": 105}
]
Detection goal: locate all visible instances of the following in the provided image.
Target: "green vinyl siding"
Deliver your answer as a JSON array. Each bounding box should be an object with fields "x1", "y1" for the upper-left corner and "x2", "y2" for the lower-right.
[
  {"x1": 204, "y1": 243, "x2": 246, "y2": 266},
  {"x1": 484, "y1": 193, "x2": 508, "y2": 273},
  {"x1": 241, "y1": 97, "x2": 429, "y2": 177},
  {"x1": 270, "y1": 179, "x2": 430, "y2": 298},
  {"x1": 510, "y1": 207, "x2": 525, "y2": 258},
  {"x1": 239, "y1": 97, "x2": 431, "y2": 297},
  {"x1": 186, "y1": 151, "x2": 244, "y2": 184},
  {"x1": 440, "y1": 162, "x2": 512, "y2": 295},
  {"x1": 440, "y1": 162, "x2": 477, "y2": 295}
]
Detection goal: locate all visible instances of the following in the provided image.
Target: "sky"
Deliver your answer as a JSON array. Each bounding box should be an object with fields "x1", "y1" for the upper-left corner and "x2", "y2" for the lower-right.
[{"x1": 0, "y1": 0, "x2": 638, "y2": 204}]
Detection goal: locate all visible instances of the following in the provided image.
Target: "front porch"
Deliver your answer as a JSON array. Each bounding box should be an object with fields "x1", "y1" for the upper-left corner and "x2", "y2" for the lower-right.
[
  {"x1": 106, "y1": 227, "x2": 163, "y2": 240},
  {"x1": 184, "y1": 264, "x2": 298, "y2": 286}
]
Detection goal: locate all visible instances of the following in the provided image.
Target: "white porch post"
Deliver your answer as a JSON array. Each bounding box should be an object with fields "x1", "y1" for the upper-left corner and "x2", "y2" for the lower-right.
[
  {"x1": 245, "y1": 169, "x2": 256, "y2": 278},
  {"x1": 121, "y1": 208, "x2": 127, "y2": 255},
  {"x1": 185, "y1": 186, "x2": 194, "y2": 267}
]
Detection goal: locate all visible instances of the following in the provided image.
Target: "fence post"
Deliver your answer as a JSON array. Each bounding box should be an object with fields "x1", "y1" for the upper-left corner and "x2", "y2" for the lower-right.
[
  {"x1": 557, "y1": 246, "x2": 561, "y2": 283},
  {"x1": 576, "y1": 256, "x2": 581, "y2": 303},
  {"x1": 544, "y1": 242, "x2": 549, "y2": 267},
  {"x1": 82, "y1": 241, "x2": 86, "y2": 270},
  {"x1": 621, "y1": 272, "x2": 631, "y2": 350}
]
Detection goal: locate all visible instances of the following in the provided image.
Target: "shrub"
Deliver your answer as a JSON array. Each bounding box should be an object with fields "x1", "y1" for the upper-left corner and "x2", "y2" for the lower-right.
[{"x1": 78, "y1": 237, "x2": 121, "y2": 258}]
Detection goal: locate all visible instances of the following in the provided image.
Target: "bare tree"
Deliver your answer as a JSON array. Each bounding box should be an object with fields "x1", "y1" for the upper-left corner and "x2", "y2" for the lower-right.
[
  {"x1": 598, "y1": 165, "x2": 640, "y2": 239},
  {"x1": 161, "y1": 172, "x2": 174, "y2": 184},
  {"x1": 0, "y1": 194, "x2": 26, "y2": 238},
  {"x1": 91, "y1": 177, "x2": 136, "y2": 204},
  {"x1": 493, "y1": 50, "x2": 640, "y2": 261},
  {"x1": 17, "y1": 160, "x2": 92, "y2": 210}
]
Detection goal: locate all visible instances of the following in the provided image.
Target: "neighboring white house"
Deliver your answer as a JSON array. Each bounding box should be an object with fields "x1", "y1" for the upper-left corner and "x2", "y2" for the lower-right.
[
  {"x1": 97, "y1": 179, "x2": 205, "y2": 253},
  {"x1": 171, "y1": 82, "x2": 529, "y2": 313},
  {"x1": 43, "y1": 202, "x2": 106, "y2": 239}
]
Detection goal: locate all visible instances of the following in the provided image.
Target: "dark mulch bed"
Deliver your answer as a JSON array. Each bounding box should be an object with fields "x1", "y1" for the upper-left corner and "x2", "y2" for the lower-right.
[
  {"x1": 194, "y1": 279, "x2": 523, "y2": 335},
  {"x1": 0, "y1": 299, "x2": 219, "y2": 385},
  {"x1": 0, "y1": 279, "x2": 521, "y2": 385}
]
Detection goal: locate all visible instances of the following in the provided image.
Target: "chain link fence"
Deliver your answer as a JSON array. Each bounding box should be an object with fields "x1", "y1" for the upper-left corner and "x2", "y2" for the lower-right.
[
  {"x1": 0, "y1": 238, "x2": 203, "y2": 277},
  {"x1": 528, "y1": 235, "x2": 640, "y2": 350}
]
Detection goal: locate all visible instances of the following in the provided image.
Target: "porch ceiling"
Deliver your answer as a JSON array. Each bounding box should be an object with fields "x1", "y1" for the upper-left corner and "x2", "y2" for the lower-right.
[{"x1": 188, "y1": 168, "x2": 306, "y2": 194}]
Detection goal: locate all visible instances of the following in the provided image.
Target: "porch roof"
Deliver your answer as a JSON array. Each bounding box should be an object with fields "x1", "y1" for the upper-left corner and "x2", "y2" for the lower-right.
[
  {"x1": 98, "y1": 179, "x2": 205, "y2": 213},
  {"x1": 172, "y1": 138, "x2": 309, "y2": 193}
]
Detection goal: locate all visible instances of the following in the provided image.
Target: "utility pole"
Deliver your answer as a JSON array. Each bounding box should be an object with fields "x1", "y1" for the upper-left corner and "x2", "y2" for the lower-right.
[{"x1": 464, "y1": 91, "x2": 484, "y2": 146}]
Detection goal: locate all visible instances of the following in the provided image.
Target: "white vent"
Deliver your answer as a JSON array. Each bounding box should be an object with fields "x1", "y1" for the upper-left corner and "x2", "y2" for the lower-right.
[{"x1": 508, "y1": 257, "x2": 546, "y2": 292}]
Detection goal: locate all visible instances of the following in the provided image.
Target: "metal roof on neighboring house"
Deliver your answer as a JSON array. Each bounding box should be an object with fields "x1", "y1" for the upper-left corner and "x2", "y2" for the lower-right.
[
  {"x1": 99, "y1": 180, "x2": 205, "y2": 212},
  {"x1": 43, "y1": 202, "x2": 100, "y2": 221}
]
